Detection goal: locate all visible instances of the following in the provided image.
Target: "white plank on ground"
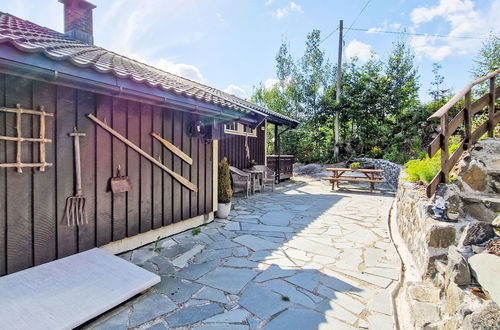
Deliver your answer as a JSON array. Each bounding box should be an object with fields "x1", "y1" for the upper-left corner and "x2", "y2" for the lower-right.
[{"x1": 0, "y1": 248, "x2": 160, "y2": 330}]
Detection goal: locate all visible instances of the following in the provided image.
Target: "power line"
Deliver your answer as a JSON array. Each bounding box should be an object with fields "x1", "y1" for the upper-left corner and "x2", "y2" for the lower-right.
[
  {"x1": 321, "y1": 26, "x2": 339, "y2": 44},
  {"x1": 344, "y1": 0, "x2": 373, "y2": 38},
  {"x1": 348, "y1": 27, "x2": 489, "y2": 40}
]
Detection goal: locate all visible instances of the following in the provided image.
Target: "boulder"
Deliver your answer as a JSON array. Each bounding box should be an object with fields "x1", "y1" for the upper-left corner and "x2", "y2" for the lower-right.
[
  {"x1": 468, "y1": 253, "x2": 500, "y2": 305},
  {"x1": 461, "y1": 163, "x2": 488, "y2": 192},
  {"x1": 447, "y1": 246, "x2": 471, "y2": 286},
  {"x1": 428, "y1": 224, "x2": 456, "y2": 248},
  {"x1": 459, "y1": 222, "x2": 496, "y2": 246},
  {"x1": 462, "y1": 301, "x2": 500, "y2": 330}
]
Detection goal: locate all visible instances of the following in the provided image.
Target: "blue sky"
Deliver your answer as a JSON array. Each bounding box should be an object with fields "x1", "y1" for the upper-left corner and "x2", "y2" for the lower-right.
[{"x1": 4, "y1": 0, "x2": 499, "y2": 102}]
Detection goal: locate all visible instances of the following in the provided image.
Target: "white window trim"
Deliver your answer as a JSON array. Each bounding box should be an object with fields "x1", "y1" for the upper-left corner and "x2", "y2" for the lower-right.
[{"x1": 224, "y1": 122, "x2": 257, "y2": 137}]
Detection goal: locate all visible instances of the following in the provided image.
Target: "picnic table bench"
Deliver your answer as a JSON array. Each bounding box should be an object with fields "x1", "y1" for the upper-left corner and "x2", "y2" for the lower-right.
[{"x1": 322, "y1": 168, "x2": 384, "y2": 192}]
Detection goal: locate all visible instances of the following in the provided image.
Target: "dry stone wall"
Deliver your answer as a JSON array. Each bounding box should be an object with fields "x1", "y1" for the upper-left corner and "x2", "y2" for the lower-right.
[{"x1": 394, "y1": 138, "x2": 500, "y2": 330}]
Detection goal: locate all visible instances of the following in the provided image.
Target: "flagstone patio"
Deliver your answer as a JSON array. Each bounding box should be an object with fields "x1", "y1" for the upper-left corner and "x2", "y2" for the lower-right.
[{"x1": 85, "y1": 180, "x2": 401, "y2": 330}]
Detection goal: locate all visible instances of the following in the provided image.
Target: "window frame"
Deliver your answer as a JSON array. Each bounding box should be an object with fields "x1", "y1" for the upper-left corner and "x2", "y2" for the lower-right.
[{"x1": 223, "y1": 122, "x2": 257, "y2": 137}]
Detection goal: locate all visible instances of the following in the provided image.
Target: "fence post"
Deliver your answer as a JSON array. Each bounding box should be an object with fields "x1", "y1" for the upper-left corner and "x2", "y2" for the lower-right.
[
  {"x1": 464, "y1": 91, "x2": 472, "y2": 149},
  {"x1": 440, "y1": 112, "x2": 449, "y2": 183},
  {"x1": 488, "y1": 76, "x2": 496, "y2": 138}
]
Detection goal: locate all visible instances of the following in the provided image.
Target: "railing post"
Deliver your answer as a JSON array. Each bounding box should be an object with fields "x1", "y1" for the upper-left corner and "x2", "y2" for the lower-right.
[
  {"x1": 464, "y1": 91, "x2": 472, "y2": 149},
  {"x1": 488, "y1": 76, "x2": 496, "y2": 138},
  {"x1": 440, "y1": 112, "x2": 449, "y2": 183}
]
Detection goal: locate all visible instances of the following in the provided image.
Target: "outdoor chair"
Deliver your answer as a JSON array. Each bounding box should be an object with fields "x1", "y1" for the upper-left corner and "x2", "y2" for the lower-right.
[
  {"x1": 229, "y1": 166, "x2": 252, "y2": 198},
  {"x1": 253, "y1": 165, "x2": 276, "y2": 192}
]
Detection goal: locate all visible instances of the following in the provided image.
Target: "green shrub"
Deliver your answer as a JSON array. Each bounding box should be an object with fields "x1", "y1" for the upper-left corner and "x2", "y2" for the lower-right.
[
  {"x1": 218, "y1": 157, "x2": 233, "y2": 203},
  {"x1": 404, "y1": 143, "x2": 461, "y2": 184}
]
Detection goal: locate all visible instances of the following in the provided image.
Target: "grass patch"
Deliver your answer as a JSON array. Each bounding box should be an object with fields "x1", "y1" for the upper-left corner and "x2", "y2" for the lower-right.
[
  {"x1": 149, "y1": 236, "x2": 163, "y2": 253},
  {"x1": 192, "y1": 228, "x2": 201, "y2": 236}
]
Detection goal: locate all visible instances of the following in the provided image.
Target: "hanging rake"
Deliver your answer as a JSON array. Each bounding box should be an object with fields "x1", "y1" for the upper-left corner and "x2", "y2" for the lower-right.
[{"x1": 64, "y1": 128, "x2": 88, "y2": 226}]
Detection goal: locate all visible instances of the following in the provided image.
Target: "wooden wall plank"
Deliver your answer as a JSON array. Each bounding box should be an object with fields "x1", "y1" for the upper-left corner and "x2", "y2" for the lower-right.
[
  {"x1": 55, "y1": 86, "x2": 78, "y2": 258},
  {"x1": 182, "y1": 113, "x2": 190, "y2": 219},
  {"x1": 190, "y1": 116, "x2": 199, "y2": 218},
  {"x1": 139, "y1": 104, "x2": 152, "y2": 232},
  {"x1": 32, "y1": 81, "x2": 57, "y2": 265},
  {"x1": 5, "y1": 76, "x2": 34, "y2": 273},
  {"x1": 206, "y1": 140, "x2": 213, "y2": 213},
  {"x1": 162, "y1": 109, "x2": 173, "y2": 227},
  {"x1": 172, "y1": 111, "x2": 182, "y2": 222},
  {"x1": 126, "y1": 101, "x2": 140, "y2": 237},
  {"x1": 111, "y1": 98, "x2": 127, "y2": 241},
  {"x1": 198, "y1": 140, "x2": 206, "y2": 215},
  {"x1": 0, "y1": 73, "x2": 6, "y2": 276},
  {"x1": 76, "y1": 90, "x2": 96, "y2": 252},
  {"x1": 95, "y1": 94, "x2": 112, "y2": 246},
  {"x1": 152, "y1": 106, "x2": 163, "y2": 229}
]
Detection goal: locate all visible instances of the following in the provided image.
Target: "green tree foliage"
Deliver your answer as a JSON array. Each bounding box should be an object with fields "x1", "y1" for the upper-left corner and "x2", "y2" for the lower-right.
[
  {"x1": 471, "y1": 32, "x2": 499, "y2": 96},
  {"x1": 429, "y1": 63, "x2": 451, "y2": 102},
  {"x1": 251, "y1": 31, "x2": 460, "y2": 165}
]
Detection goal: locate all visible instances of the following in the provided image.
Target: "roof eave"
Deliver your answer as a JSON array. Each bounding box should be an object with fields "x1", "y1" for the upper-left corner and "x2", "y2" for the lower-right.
[{"x1": 0, "y1": 43, "x2": 266, "y2": 125}]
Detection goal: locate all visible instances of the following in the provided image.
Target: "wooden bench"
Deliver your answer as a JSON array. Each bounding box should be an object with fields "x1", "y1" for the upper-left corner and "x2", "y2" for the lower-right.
[{"x1": 322, "y1": 168, "x2": 384, "y2": 192}]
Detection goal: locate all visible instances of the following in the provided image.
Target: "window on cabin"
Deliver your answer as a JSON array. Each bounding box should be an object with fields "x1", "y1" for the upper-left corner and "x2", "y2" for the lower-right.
[{"x1": 224, "y1": 122, "x2": 257, "y2": 137}]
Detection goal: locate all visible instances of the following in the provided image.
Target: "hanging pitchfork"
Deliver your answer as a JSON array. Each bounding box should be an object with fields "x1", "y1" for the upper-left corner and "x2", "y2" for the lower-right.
[{"x1": 64, "y1": 128, "x2": 88, "y2": 226}]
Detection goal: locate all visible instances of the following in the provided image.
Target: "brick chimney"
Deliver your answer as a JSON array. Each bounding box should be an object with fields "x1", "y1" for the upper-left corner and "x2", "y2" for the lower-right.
[{"x1": 59, "y1": 0, "x2": 96, "y2": 45}]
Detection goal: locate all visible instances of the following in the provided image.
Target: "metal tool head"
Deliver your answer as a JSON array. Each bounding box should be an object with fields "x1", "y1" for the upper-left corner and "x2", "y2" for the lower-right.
[{"x1": 64, "y1": 196, "x2": 88, "y2": 226}]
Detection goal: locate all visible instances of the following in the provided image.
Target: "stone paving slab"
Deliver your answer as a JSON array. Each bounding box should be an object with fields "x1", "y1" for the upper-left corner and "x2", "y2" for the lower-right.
[{"x1": 85, "y1": 179, "x2": 400, "y2": 329}]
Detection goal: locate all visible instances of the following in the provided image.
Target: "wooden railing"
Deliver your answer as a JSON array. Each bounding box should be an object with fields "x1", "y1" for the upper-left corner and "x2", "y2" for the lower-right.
[
  {"x1": 267, "y1": 155, "x2": 295, "y2": 181},
  {"x1": 426, "y1": 69, "x2": 500, "y2": 198}
]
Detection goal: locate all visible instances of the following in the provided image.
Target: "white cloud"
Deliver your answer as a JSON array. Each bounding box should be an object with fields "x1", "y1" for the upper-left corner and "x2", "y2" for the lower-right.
[
  {"x1": 345, "y1": 40, "x2": 376, "y2": 62},
  {"x1": 265, "y1": 0, "x2": 274, "y2": 5},
  {"x1": 265, "y1": 78, "x2": 280, "y2": 90},
  {"x1": 274, "y1": 2, "x2": 304, "y2": 19},
  {"x1": 216, "y1": 13, "x2": 225, "y2": 23},
  {"x1": 224, "y1": 84, "x2": 249, "y2": 99},
  {"x1": 290, "y1": 2, "x2": 304, "y2": 13},
  {"x1": 156, "y1": 59, "x2": 205, "y2": 83},
  {"x1": 408, "y1": 0, "x2": 500, "y2": 61}
]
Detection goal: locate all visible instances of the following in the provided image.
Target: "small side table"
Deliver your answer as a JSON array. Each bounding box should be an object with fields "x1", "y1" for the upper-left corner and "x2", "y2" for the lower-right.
[{"x1": 244, "y1": 169, "x2": 263, "y2": 194}]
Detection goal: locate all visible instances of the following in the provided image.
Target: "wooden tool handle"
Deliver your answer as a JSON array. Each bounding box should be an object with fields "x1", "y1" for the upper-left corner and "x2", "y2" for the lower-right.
[
  {"x1": 152, "y1": 132, "x2": 193, "y2": 165},
  {"x1": 88, "y1": 114, "x2": 198, "y2": 192}
]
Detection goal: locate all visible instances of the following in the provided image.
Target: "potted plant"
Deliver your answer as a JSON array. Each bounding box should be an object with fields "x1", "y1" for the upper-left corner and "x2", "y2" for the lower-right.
[{"x1": 216, "y1": 157, "x2": 233, "y2": 218}]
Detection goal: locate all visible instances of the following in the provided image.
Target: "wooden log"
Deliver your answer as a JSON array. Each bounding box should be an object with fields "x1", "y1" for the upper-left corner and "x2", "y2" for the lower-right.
[
  {"x1": 322, "y1": 178, "x2": 384, "y2": 183},
  {"x1": 488, "y1": 76, "x2": 496, "y2": 137},
  {"x1": 0, "y1": 136, "x2": 52, "y2": 143},
  {"x1": 464, "y1": 91, "x2": 471, "y2": 149},
  {"x1": 428, "y1": 135, "x2": 441, "y2": 158},
  {"x1": 88, "y1": 114, "x2": 198, "y2": 192},
  {"x1": 446, "y1": 109, "x2": 464, "y2": 138},
  {"x1": 15, "y1": 105, "x2": 22, "y2": 173},
  {"x1": 0, "y1": 163, "x2": 53, "y2": 168},
  {"x1": 0, "y1": 106, "x2": 54, "y2": 116},
  {"x1": 152, "y1": 132, "x2": 193, "y2": 165},
  {"x1": 471, "y1": 121, "x2": 489, "y2": 145},
  {"x1": 39, "y1": 107, "x2": 46, "y2": 171},
  {"x1": 325, "y1": 168, "x2": 384, "y2": 173},
  {"x1": 440, "y1": 113, "x2": 449, "y2": 183},
  {"x1": 426, "y1": 170, "x2": 442, "y2": 198},
  {"x1": 471, "y1": 93, "x2": 489, "y2": 116}
]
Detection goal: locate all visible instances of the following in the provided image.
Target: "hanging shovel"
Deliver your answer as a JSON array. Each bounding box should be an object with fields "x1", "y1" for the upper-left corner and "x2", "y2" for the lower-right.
[{"x1": 111, "y1": 164, "x2": 131, "y2": 193}]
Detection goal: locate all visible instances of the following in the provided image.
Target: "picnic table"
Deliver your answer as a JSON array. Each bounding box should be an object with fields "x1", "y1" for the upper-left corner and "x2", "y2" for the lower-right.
[{"x1": 322, "y1": 168, "x2": 384, "y2": 192}]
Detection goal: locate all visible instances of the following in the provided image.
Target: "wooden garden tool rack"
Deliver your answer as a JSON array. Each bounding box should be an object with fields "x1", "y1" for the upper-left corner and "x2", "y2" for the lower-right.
[{"x1": 0, "y1": 104, "x2": 53, "y2": 173}]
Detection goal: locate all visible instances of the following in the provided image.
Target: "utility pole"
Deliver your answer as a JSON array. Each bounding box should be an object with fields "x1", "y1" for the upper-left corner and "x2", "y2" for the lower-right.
[{"x1": 334, "y1": 19, "x2": 343, "y2": 160}]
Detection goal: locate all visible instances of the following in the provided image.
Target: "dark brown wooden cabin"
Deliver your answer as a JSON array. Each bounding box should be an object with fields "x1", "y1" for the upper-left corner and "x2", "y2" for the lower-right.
[
  {"x1": 0, "y1": 2, "x2": 297, "y2": 276},
  {"x1": 218, "y1": 116, "x2": 298, "y2": 179}
]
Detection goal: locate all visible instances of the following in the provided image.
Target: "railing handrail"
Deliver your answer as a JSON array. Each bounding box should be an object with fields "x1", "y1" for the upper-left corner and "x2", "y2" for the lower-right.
[{"x1": 428, "y1": 68, "x2": 500, "y2": 120}]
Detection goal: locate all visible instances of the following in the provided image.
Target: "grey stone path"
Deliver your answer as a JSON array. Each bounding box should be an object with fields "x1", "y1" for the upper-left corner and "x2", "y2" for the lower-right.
[{"x1": 86, "y1": 180, "x2": 400, "y2": 330}]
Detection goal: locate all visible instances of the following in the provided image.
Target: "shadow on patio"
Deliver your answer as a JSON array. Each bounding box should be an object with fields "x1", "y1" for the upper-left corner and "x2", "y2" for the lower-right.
[{"x1": 83, "y1": 179, "x2": 400, "y2": 330}]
